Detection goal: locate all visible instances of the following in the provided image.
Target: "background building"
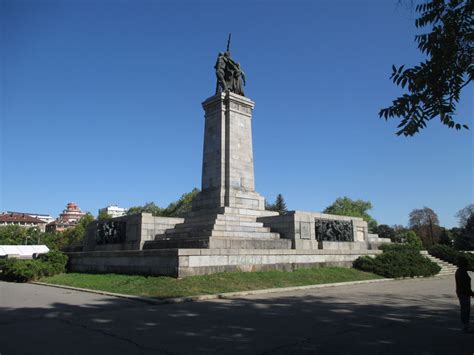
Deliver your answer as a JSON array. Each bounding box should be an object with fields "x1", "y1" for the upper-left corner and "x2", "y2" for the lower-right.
[
  {"x1": 0, "y1": 213, "x2": 47, "y2": 232},
  {"x1": 98, "y1": 205, "x2": 127, "y2": 218},
  {"x1": 7, "y1": 211, "x2": 54, "y2": 224},
  {"x1": 46, "y1": 202, "x2": 86, "y2": 232}
]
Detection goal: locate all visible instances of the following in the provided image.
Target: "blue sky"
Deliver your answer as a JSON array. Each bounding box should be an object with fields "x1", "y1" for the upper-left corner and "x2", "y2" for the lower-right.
[{"x1": 1, "y1": 0, "x2": 472, "y2": 228}]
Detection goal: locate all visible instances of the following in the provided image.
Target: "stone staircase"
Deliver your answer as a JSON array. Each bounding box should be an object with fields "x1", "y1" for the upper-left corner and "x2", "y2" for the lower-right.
[
  {"x1": 143, "y1": 207, "x2": 291, "y2": 250},
  {"x1": 423, "y1": 252, "x2": 457, "y2": 276}
]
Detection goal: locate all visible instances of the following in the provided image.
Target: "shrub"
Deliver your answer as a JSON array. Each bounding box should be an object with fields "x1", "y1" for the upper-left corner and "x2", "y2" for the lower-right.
[
  {"x1": 38, "y1": 250, "x2": 68, "y2": 274},
  {"x1": 373, "y1": 251, "x2": 440, "y2": 278},
  {"x1": 0, "y1": 251, "x2": 68, "y2": 282},
  {"x1": 428, "y1": 245, "x2": 474, "y2": 270},
  {"x1": 354, "y1": 249, "x2": 441, "y2": 278},
  {"x1": 353, "y1": 256, "x2": 375, "y2": 272},
  {"x1": 392, "y1": 230, "x2": 423, "y2": 250},
  {"x1": 1, "y1": 259, "x2": 42, "y2": 282}
]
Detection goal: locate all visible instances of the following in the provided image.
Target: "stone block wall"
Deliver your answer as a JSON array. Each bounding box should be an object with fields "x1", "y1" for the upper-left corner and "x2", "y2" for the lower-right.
[
  {"x1": 367, "y1": 234, "x2": 391, "y2": 249},
  {"x1": 258, "y1": 211, "x2": 371, "y2": 250},
  {"x1": 67, "y1": 248, "x2": 383, "y2": 278},
  {"x1": 83, "y1": 213, "x2": 183, "y2": 251}
]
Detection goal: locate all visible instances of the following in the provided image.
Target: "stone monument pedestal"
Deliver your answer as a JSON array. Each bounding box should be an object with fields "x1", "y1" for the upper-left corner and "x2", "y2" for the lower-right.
[
  {"x1": 192, "y1": 92, "x2": 266, "y2": 211},
  {"x1": 67, "y1": 90, "x2": 384, "y2": 277},
  {"x1": 142, "y1": 92, "x2": 291, "y2": 250}
]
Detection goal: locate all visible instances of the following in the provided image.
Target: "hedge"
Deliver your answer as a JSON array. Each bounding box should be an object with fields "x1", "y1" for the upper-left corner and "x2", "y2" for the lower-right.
[
  {"x1": 0, "y1": 250, "x2": 68, "y2": 282},
  {"x1": 353, "y1": 248, "x2": 440, "y2": 278},
  {"x1": 428, "y1": 245, "x2": 474, "y2": 270}
]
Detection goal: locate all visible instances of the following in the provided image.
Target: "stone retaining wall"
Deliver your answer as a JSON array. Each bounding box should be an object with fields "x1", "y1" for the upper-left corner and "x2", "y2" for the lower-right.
[
  {"x1": 67, "y1": 248, "x2": 382, "y2": 278},
  {"x1": 83, "y1": 213, "x2": 184, "y2": 251},
  {"x1": 258, "y1": 211, "x2": 370, "y2": 249}
]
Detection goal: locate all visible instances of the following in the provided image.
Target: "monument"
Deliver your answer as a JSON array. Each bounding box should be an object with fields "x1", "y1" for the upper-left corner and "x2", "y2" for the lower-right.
[{"x1": 69, "y1": 39, "x2": 385, "y2": 277}]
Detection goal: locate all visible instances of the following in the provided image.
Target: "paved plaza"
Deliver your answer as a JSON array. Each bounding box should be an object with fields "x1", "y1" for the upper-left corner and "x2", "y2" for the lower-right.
[{"x1": 1, "y1": 276, "x2": 472, "y2": 354}]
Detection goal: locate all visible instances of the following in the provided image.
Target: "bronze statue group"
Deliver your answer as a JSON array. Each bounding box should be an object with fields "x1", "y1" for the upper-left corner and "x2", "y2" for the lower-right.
[{"x1": 215, "y1": 50, "x2": 246, "y2": 97}]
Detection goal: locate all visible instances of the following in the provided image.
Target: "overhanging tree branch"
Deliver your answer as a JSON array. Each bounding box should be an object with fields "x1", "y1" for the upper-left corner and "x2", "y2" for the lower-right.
[{"x1": 380, "y1": 0, "x2": 472, "y2": 136}]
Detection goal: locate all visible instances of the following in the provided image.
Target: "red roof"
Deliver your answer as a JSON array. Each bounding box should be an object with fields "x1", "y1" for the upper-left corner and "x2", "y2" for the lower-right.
[{"x1": 0, "y1": 213, "x2": 45, "y2": 224}]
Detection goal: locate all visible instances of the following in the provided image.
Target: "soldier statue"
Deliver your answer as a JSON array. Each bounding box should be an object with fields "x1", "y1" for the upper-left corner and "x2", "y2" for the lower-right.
[{"x1": 215, "y1": 34, "x2": 246, "y2": 96}]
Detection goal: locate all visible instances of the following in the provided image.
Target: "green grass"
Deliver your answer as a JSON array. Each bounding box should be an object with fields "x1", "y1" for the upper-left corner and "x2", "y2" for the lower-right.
[{"x1": 39, "y1": 267, "x2": 383, "y2": 299}]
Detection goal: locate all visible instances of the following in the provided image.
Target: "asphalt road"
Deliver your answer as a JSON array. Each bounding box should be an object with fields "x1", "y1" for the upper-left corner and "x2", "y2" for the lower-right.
[{"x1": 0, "y1": 276, "x2": 472, "y2": 354}]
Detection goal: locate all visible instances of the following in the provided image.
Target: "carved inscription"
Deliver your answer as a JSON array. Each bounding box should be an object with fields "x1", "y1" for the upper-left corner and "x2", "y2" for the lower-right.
[
  {"x1": 315, "y1": 219, "x2": 354, "y2": 242},
  {"x1": 300, "y1": 222, "x2": 311, "y2": 239}
]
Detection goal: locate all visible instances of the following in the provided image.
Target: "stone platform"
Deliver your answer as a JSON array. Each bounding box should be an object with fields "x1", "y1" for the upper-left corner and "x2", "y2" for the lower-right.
[
  {"x1": 70, "y1": 90, "x2": 387, "y2": 278},
  {"x1": 67, "y1": 248, "x2": 382, "y2": 278},
  {"x1": 144, "y1": 207, "x2": 290, "y2": 250}
]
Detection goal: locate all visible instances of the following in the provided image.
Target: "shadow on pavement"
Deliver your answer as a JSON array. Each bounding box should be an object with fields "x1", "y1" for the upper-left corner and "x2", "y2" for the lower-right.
[{"x1": 0, "y1": 281, "x2": 472, "y2": 355}]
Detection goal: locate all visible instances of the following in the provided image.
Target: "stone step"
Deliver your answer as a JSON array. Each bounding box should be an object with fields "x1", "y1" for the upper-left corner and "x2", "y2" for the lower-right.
[
  {"x1": 219, "y1": 207, "x2": 278, "y2": 217},
  {"x1": 213, "y1": 220, "x2": 264, "y2": 228},
  {"x1": 210, "y1": 231, "x2": 280, "y2": 239},
  {"x1": 424, "y1": 254, "x2": 457, "y2": 276},
  {"x1": 215, "y1": 215, "x2": 259, "y2": 223},
  {"x1": 180, "y1": 216, "x2": 219, "y2": 224},
  {"x1": 163, "y1": 216, "x2": 273, "y2": 234},
  {"x1": 208, "y1": 237, "x2": 291, "y2": 249},
  {"x1": 429, "y1": 258, "x2": 454, "y2": 264},
  {"x1": 144, "y1": 238, "x2": 210, "y2": 249},
  {"x1": 166, "y1": 221, "x2": 215, "y2": 231},
  {"x1": 160, "y1": 231, "x2": 212, "y2": 239},
  {"x1": 172, "y1": 219, "x2": 266, "y2": 230},
  {"x1": 164, "y1": 229, "x2": 211, "y2": 237},
  {"x1": 144, "y1": 236, "x2": 291, "y2": 250},
  {"x1": 212, "y1": 225, "x2": 271, "y2": 233},
  {"x1": 155, "y1": 233, "x2": 187, "y2": 240}
]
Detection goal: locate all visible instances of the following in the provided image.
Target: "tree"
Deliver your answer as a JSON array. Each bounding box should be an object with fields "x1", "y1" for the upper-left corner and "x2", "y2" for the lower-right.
[
  {"x1": 392, "y1": 224, "x2": 410, "y2": 243},
  {"x1": 0, "y1": 225, "x2": 28, "y2": 245},
  {"x1": 408, "y1": 207, "x2": 441, "y2": 247},
  {"x1": 126, "y1": 188, "x2": 200, "y2": 218},
  {"x1": 408, "y1": 207, "x2": 440, "y2": 228},
  {"x1": 455, "y1": 203, "x2": 474, "y2": 227},
  {"x1": 398, "y1": 230, "x2": 424, "y2": 249},
  {"x1": 379, "y1": 0, "x2": 472, "y2": 136},
  {"x1": 161, "y1": 188, "x2": 200, "y2": 217},
  {"x1": 323, "y1": 197, "x2": 378, "y2": 232},
  {"x1": 127, "y1": 202, "x2": 163, "y2": 216},
  {"x1": 438, "y1": 227, "x2": 454, "y2": 246},
  {"x1": 61, "y1": 213, "x2": 95, "y2": 247},
  {"x1": 455, "y1": 214, "x2": 474, "y2": 250},
  {"x1": 266, "y1": 194, "x2": 288, "y2": 215},
  {"x1": 98, "y1": 210, "x2": 112, "y2": 220}
]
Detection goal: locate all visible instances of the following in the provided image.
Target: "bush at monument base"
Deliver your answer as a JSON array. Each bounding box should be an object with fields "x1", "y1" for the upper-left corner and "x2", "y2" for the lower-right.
[
  {"x1": 429, "y1": 245, "x2": 474, "y2": 271},
  {"x1": 353, "y1": 249, "x2": 440, "y2": 278},
  {"x1": 353, "y1": 256, "x2": 376, "y2": 271},
  {"x1": 0, "y1": 250, "x2": 68, "y2": 282}
]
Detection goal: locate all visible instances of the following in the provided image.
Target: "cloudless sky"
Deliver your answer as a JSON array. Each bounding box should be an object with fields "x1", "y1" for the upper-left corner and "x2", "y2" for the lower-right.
[{"x1": 1, "y1": 0, "x2": 472, "y2": 228}]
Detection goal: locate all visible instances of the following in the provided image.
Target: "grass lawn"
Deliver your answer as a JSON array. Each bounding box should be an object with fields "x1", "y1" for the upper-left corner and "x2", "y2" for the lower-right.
[{"x1": 39, "y1": 267, "x2": 383, "y2": 299}]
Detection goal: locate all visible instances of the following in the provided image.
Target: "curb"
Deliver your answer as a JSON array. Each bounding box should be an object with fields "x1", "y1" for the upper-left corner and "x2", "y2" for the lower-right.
[{"x1": 32, "y1": 278, "x2": 395, "y2": 305}]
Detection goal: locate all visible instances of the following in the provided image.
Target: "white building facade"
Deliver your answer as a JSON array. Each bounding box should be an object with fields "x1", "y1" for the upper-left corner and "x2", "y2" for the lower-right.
[{"x1": 99, "y1": 205, "x2": 127, "y2": 218}]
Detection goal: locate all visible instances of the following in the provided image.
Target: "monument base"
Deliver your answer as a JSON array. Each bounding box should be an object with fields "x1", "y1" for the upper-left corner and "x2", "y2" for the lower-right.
[
  {"x1": 66, "y1": 248, "x2": 383, "y2": 278},
  {"x1": 144, "y1": 207, "x2": 289, "y2": 250}
]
